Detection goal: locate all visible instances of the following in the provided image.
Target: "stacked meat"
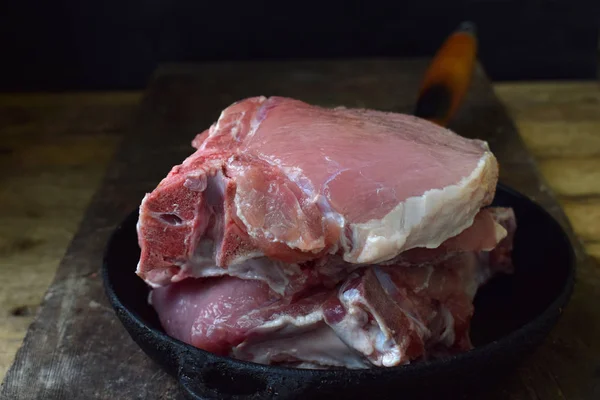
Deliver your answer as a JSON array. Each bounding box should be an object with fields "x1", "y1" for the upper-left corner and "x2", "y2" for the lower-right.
[{"x1": 136, "y1": 96, "x2": 516, "y2": 369}]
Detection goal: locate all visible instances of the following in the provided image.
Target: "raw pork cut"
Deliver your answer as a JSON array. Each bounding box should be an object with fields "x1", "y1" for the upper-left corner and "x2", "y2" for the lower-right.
[
  {"x1": 137, "y1": 96, "x2": 499, "y2": 292},
  {"x1": 151, "y1": 209, "x2": 516, "y2": 368},
  {"x1": 136, "y1": 96, "x2": 515, "y2": 369}
]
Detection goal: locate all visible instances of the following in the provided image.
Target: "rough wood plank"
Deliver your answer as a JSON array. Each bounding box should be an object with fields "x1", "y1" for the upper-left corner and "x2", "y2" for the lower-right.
[
  {"x1": 494, "y1": 83, "x2": 600, "y2": 159},
  {"x1": 494, "y1": 82, "x2": 600, "y2": 107},
  {"x1": 562, "y1": 200, "x2": 600, "y2": 242},
  {"x1": 0, "y1": 95, "x2": 140, "y2": 379},
  {"x1": 538, "y1": 159, "x2": 600, "y2": 197},
  {"x1": 507, "y1": 121, "x2": 600, "y2": 159},
  {"x1": 1, "y1": 60, "x2": 598, "y2": 400},
  {"x1": 587, "y1": 243, "x2": 600, "y2": 263},
  {"x1": 496, "y1": 81, "x2": 600, "y2": 266}
]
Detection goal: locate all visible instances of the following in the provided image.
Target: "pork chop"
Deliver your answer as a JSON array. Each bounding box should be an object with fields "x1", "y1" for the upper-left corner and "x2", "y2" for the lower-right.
[
  {"x1": 137, "y1": 97, "x2": 499, "y2": 292},
  {"x1": 151, "y1": 208, "x2": 516, "y2": 368}
]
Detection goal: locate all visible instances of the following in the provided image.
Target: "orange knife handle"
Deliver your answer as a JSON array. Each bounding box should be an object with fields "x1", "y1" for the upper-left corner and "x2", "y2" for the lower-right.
[{"x1": 415, "y1": 22, "x2": 478, "y2": 127}]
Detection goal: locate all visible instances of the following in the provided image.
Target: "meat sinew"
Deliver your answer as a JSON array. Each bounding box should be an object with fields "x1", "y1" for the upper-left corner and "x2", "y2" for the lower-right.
[{"x1": 136, "y1": 96, "x2": 516, "y2": 369}]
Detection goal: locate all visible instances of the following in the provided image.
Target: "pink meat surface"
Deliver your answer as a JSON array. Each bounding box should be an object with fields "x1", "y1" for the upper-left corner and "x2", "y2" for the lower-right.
[
  {"x1": 137, "y1": 96, "x2": 499, "y2": 291},
  {"x1": 151, "y1": 208, "x2": 516, "y2": 368}
]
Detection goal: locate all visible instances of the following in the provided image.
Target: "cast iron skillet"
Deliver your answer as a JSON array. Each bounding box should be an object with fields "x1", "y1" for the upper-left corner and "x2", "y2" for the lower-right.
[{"x1": 103, "y1": 183, "x2": 575, "y2": 400}]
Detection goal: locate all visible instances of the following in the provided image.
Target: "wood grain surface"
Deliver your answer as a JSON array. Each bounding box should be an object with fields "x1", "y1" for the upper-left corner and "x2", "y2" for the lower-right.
[
  {"x1": 0, "y1": 94, "x2": 139, "y2": 378},
  {"x1": 496, "y1": 82, "x2": 600, "y2": 264},
  {"x1": 0, "y1": 61, "x2": 598, "y2": 399}
]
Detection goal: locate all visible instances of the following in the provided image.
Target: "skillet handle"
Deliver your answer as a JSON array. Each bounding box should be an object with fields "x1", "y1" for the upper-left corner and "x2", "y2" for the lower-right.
[
  {"x1": 414, "y1": 21, "x2": 478, "y2": 127},
  {"x1": 178, "y1": 355, "x2": 293, "y2": 400}
]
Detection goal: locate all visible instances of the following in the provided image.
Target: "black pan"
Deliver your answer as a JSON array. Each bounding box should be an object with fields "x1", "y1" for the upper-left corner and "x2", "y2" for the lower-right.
[{"x1": 103, "y1": 183, "x2": 575, "y2": 400}]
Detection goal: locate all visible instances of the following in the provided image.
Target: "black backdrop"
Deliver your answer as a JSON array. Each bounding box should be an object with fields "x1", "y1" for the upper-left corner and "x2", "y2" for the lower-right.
[{"x1": 1, "y1": 0, "x2": 598, "y2": 91}]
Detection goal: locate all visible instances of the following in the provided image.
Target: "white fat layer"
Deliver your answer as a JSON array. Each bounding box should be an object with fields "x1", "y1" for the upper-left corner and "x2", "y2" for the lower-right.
[
  {"x1": 256, "y1": 310, "x2": 323, "y2": 330},
  {"x1": 234, "y1": 312, "x2": 368, "y2": 369},
  {"x1": 347, "y1": 152, "x2": 496, "y2": 264}
]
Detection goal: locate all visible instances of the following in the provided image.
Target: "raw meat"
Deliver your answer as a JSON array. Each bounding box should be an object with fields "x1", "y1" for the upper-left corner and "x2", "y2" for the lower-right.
[
  {"x1": 151, "y1": 208, "x2": 516, "y2": 368},
  {"x1": 137, "y1": 96, "x2": 499, "y2": 291},
  {"x1": 137, "y1": 96, "x2": 515, "y2": 369}
]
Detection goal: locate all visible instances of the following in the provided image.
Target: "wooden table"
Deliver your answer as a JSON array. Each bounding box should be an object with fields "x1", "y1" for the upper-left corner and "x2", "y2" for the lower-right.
[{"x1": 0, "y1": 60, "x2": 599, "y2": 399}]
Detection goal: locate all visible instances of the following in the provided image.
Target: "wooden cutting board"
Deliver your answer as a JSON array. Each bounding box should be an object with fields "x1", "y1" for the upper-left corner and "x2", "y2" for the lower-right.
[{"x1": 1, "y1": 59, "x2": 598, "y2": 400}]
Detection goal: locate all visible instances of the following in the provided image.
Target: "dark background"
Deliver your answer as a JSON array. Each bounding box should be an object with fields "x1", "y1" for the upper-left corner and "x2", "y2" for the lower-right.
[{"x1": 1, "y1": 0, "x2": 598, "y2": 91}]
